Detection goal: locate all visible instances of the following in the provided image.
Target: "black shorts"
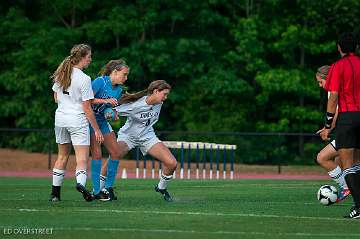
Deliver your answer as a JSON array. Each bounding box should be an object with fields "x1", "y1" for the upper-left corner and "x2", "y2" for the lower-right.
[{"x1": 335, "y1": 112, "x2": 360, "y2": 149}]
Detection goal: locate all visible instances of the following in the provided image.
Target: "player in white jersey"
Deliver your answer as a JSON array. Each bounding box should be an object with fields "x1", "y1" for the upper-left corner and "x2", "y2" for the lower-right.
[
  {"x1": 315, "y1": 65, "x2": 350, "y2": 202},
  {"x1": 112, "y1": 80, "x2": 177, "y2": 201},
  {"x1": 49, "y1": 44, "x2": 104, "y2": 202}
]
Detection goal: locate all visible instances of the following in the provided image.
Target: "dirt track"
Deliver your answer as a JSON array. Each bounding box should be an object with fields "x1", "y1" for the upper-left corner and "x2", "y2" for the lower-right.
[{"x1": 0, "y1": 148, "x2": 328, "y2": 180}]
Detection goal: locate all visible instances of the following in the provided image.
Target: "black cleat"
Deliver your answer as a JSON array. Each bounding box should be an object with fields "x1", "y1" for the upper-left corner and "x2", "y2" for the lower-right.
[
  {"x1": 344, "y1": 206, "x2": 360, "y2": 219},
  {"x1": 49, "y1": 194, "x2": 60, "y2": 202},
  {"x1": 94, "y1": 189, "x2": 111, "y2": 201},
  {"x1": 49, "y1": 185, "x2": 61, "y2": 202},
  {"x1": 154, "y1": 185, "x2": 173, "y2": 202},
  {"x1": 76, "y1": 183, "x2": 94, "y2": 202},
  {"x1": 106, "y1": 187, "x2": 118, "y2": 201}
]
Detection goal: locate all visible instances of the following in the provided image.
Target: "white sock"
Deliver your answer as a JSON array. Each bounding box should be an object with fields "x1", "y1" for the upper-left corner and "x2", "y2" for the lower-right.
[
  {"x1": 157, "y1": 173, "x2": 173, "y2": 190},
  {"x1": 328, "y1": 166, "x2": 348, "y2": 189},
  {"x1": 100, "y1": 175, "x2": 106, "y2": 190},
  {"x1": 75, "y1": 170, "x2": 87, "y2": 187},
  {"x1": 53, "y1": 168, "x2": 65, "y2": 186}
]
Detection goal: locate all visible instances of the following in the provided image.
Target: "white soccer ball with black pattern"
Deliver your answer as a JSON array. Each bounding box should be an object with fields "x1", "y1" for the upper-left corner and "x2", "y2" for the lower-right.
[{"x1": 317, "y1": 185, "x2": 338, "y2": 206}]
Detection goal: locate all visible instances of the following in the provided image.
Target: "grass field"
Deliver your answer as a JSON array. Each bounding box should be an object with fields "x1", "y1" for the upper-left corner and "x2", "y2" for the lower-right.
[{"x1": 0, "y1": 177, "x2": 359, "y2": 239}]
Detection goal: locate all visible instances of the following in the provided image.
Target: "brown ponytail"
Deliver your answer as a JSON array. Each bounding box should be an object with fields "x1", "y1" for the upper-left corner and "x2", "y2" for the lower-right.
[
  {"x1": 119, "y1": 80, "x2": 171, "y2": 104},
  {"x1": 51, "y1": 44, "x2": 91, "y2": 90}
]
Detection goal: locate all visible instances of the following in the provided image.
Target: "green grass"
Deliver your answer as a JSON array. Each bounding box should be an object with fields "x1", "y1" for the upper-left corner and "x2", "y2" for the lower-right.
[{"x1": 0, "y1": 177, "x2": 359, "y2": 239}]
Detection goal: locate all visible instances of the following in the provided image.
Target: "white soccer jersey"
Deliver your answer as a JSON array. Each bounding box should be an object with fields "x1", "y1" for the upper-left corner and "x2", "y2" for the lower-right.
[
  {"x1": 52, "y1": 67, "x2": 94, "y2": 127},
  {"x1": 114, "y1": 96, "x2": 162, "y2": 138}
]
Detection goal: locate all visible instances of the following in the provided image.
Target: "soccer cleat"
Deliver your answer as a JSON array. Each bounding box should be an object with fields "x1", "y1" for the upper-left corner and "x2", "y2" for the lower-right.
[
  {"x1": 94, "y1": 189, "x2": 111, "y2": 201},
  {"x1": 344, "y1": 206, "x2": 360, "y2": 219},
  {"x1": 76, "y1": 183, "x2": 94, "y2": 202},
  {"x1": 154, "y1": 185, "x2": 173, "y2": 202},
  {"x1": 49, "y1": 194, "x2": 60, "y2": 202},
  {"x1": 106, "y1": 187, "x2": 118, "y2": 201},
  {"x1": 336, "y1": 187, "x2": 351, "y2": 203}
]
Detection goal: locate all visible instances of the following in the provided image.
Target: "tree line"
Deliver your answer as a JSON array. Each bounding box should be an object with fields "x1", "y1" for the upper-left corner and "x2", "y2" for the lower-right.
[{"x1": 1, "y1": 0, "x2": 360, "y2": 163}]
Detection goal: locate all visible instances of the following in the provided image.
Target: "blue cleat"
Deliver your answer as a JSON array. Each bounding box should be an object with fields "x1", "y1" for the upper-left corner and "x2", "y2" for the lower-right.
[{"x1": 336, "y1": 187, "x2": 350, "y2": 203}]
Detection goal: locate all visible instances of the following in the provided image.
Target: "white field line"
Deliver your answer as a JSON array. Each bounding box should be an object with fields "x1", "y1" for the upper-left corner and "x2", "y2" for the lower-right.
[
  {"x1": 0, "y1": 226, "x2": 359, "y2": 237},
  {"x1": 0, "y1": 208, "x2": 352, "y2": 222}
]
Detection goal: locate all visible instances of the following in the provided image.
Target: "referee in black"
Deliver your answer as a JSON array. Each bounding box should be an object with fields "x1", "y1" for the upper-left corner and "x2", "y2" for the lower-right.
[{"x1": 319, "y1": 32, "x2": 360, "y2": 218}]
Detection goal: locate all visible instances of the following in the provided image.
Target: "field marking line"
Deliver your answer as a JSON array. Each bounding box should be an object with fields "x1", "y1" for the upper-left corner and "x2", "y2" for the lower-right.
[
  {"x1": 0, "y1": 225, "x2": 359, "y2": 237},
  {"x1": 0, "y1": 208, "x2": 351, "y2": 222}
]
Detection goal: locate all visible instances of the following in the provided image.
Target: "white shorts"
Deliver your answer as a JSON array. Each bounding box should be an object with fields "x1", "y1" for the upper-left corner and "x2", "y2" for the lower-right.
[
  {"x1": 117, "y1": 132, "x2": 161, "y2": 155},
  {"x1": 330, "y1": 140, "x2": 337, "y2": 150},
  {"x1": 54, "y1": 126, "x2": 90, "y2": 146}
]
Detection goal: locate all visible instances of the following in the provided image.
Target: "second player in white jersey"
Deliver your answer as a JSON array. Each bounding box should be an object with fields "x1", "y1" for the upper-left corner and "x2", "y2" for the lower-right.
[
  {"x1": 117, "y1": 95, "x2": 162, "y2": 137},
  {"x1": 112, "y1": 80, "x2": 177, "y2": 201}
]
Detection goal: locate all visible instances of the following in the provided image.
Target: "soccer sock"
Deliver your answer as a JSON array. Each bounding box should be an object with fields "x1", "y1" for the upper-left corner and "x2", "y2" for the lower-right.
[
  {"x1": 157, "y1": 173, "x2": 173, "y2": 190},
  {"x1": 100, "y1": 175, "x2": 106, "y2": 190},
  {"x1": 52, "y1": 168, "x2": 65, "y2": 186},
  {"x1": 344, "y1": 168, "x2": 360, "y2": 208},
  {"x1": 352, "y1": 164, "x2": 360, "y2": 172},
  {"x1": 91, "y1": 159, "x2": 102, "y2": 194},
  {"x1": 52, "y1": 168, "x2": 65, "y2": 197},
  {"x1": 105, "y1": 159, "x2": 119, "y2": 189},
  {"x1": 328, "y1": 166, "x2": 348, "y2": 189},
  {"x1": 75, "y1": 170, "x2": 87, "y2": 187}
]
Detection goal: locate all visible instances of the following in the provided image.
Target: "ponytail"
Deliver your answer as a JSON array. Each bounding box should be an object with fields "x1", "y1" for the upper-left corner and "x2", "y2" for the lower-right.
[
  {"x1": 119, "y1": 80, "x2": 171, "y2": 104},
  {"x1": 51, "y1": 44, "x2": 91, "y2": 90}
]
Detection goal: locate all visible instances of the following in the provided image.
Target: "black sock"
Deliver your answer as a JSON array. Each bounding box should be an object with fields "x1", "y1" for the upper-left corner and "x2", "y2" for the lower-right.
[
  {"x1": 345, "y1": 173, "x2": 360, "y2": 208},
  {"x1": 51, "y1": 186, "x2": 61, "y2": 198}
]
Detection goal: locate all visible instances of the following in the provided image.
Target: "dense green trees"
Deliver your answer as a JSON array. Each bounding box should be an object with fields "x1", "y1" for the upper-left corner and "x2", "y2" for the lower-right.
[{"x1": 1, "y1": 0, "x2": 360, "y2": 162}]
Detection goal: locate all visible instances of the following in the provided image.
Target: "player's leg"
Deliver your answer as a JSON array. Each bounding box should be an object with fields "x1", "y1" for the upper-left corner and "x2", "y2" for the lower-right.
[
  {"x1": 316, "y1": 142, "x2": 349, "y2": 201},
  {"x1": 100, "y1": 160, "x2": 107, "y2": 191},
  {"x1": 50, "y1": 143, "x2": 70, "y2": 201},
  {"x1": 147, "y1": 141, "x2": 177, "y2": 202},
  {"x1": 316, "y1": 142, "x2": 338, "y2": 171},
  {"x1": 340, "y1": 148, "x2": 360, "y2": 218},
  {"x1": 50, "y1": 126, "x2": 71, "y2": 201},
  {"x1": 338, "y1": 113, "x2": 360, "y2": 218},
  {"x1": 90, "y1": 132, "x2": 111, "y2": 201},
  {"x1": 102, "y1": 133, "x2": 128, "y2": 200},
  {"x1": 71, "y1": 126, "x2": 93, "y2": 202}
]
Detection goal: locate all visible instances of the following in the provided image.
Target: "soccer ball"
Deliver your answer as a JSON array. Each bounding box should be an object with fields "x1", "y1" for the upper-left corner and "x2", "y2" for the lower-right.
[
  {"x1": 104, "y1": 108, "x2": 115, "y2": 121},
  {"x1": 317, "y1": 185, "x2": 338, "y2": 206}
]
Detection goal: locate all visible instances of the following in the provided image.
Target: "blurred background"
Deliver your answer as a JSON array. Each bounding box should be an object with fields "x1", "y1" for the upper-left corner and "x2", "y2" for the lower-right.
[{"x1": 1, "y1": 0, "x2": 360, "y2": 172}]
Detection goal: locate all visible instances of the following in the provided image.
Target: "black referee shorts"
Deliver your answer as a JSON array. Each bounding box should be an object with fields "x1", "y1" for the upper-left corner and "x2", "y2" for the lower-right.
[{"x1": 336, "y1": 112, "x2": 360, "y2": 149}]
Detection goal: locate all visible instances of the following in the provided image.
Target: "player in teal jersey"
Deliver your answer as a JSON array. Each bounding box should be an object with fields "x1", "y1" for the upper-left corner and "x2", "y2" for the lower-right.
[{"x1": 90, "y1": 59, "x2": 129, "y2": 201}]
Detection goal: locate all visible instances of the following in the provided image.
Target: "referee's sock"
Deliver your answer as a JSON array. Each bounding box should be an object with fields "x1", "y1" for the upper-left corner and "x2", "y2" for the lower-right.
[
  {"x1": 105, "y1": 158, "x2": 119, "y2": 189},
  {"x1": 344, "y1": 168, "x2": 360, "y2": 208}
]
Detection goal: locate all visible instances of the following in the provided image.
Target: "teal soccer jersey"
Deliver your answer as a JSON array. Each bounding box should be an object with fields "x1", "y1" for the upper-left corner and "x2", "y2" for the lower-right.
[{"x1": 92, "y1": 76, "x2": 123, "y2": 118}]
